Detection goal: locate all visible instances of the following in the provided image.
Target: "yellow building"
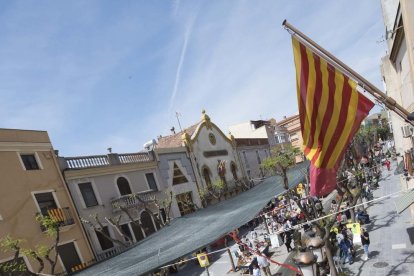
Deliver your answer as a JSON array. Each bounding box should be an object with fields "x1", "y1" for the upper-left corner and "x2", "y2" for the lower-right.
[
  {"x1": 0, "y1": 129, "x2": 94, "y2": 274},
  {"x1": 276, "y1": 114, "x2": 304, "y2": 162},
  {"x1": 276, "y1": 114, "x2": 303, "y2": 149}
]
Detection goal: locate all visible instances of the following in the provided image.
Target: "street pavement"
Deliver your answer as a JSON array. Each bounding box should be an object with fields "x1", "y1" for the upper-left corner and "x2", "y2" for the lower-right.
[
  {"x1": 342, "y1": 161, "x2": 414, "y2": 276},
  {"x1": 175, "y1": 160, "x2": 414, "y2": 275},
  {"x1": 175, "y1": 189, "x2": 337, "y2": 276}
]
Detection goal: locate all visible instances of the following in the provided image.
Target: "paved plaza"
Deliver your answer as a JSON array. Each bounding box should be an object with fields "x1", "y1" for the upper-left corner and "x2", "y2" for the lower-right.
[
  {"x1": 342, "y1": 162, "x2": 414, "y2": 276},
  {"x1": 176, "y1": 161, "x2": 414, "y2": 276}
]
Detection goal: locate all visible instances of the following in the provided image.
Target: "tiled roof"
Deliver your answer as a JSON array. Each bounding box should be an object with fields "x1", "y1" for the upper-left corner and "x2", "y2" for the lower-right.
[
  {"x1": 277, "y1": 114, "x2": 299, "y2": 125},
  {"x1": 156, "y1": 123, "x2": 200, "y2": 149}
]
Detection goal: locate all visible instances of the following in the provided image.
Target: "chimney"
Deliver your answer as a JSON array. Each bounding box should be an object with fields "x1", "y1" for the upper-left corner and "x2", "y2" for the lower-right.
[{"x1": 170, "y1": 126, "x2": 176, "y2": 134}]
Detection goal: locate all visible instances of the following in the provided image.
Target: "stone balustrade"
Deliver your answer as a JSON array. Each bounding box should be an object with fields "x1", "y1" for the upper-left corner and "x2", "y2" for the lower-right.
[{"x1": 111, "y1": 190, "x2": 157, "y2": 211}]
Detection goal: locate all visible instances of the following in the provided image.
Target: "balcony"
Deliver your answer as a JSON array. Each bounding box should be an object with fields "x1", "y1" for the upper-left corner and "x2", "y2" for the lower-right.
[
  {"x1": 96, "y1": 246, "x2": 127, "y2": 262},
  {"x1": 36, "y1": 207, "x2": 75, "y2": 232},
  {"x1": 111, "y1": 190, "x2": 157, "y2": 212},
  {"x1": 63, "y1": 152, "x2": 155, "y2": 170},
  {"x1": 65, "y1": 155, "x2": 110, "y2": 169}
]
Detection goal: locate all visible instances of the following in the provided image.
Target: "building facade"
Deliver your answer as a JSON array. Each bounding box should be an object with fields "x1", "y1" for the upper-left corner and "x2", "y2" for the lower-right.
[
  {"x1": 157, "y1": 111, "x2": 247, "y2": 205},
  {"x1": 234, "y1": 138, "x2": 270, "y2": 180},
  {"x1": 229, "y1": 120, "x2": 278, "y2": 146},
  {"x1": 60, "y1": 151, "x2": 171, "y2": 261},
  {"x1": 381, "y1": 0, "x2": 414, "y2": 223},
  {"x1": 272, "y1": 124, "x2": 291, "y2": 148},
  {"x1": 275, "y1": 114, "x2": 303, "y2": 149},
  {"x1": 228, "y1": 120, "x2": 275, "y2": 179},
  {"x1": 0, "y1": 129, "x2": 94, "y2": 275},
  {"x1": 155, "y1": 147, "x2": 202, "y2": 217},
  {"x1": 381, "y1": 0, "x2": 414, "y2": 155}
]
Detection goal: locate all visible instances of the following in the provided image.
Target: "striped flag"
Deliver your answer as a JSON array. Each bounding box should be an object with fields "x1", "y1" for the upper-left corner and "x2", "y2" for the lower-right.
[{"x1": 291, "y1": 37, "x2": 374, "y2": 196}]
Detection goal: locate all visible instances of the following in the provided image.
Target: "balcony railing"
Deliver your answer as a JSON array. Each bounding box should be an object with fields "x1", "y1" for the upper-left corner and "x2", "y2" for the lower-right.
[
  {"x1": 118, "y1": 152, "x2": 153, "y2": 164},
  {"x1": 63, "y1": 152, "x2": 154, "y2": 170},
  {"x1": 36, "y1": 207, "x2": 75, "y2": 232},
  {"x1": 65, "y1": 155, "x2": 110, "y2": 169},
  {"x1": 111, "y1": 190, "x2": 157, "y2": 211},
  {"x1": 96, "y1": 246, "x2": 126, "y2": 261}
]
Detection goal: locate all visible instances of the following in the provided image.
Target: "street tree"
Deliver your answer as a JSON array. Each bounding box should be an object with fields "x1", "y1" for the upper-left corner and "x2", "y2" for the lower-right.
[
  {"x1": 200, "y1": 179, "x2": 226, "y2": 202},
  {"x1": 0, "y1": 215, "x2": 63, "y2": 275},
  {"x1": 261, "y1": 145, "x2": 301, "y2": 189},
  {"x1": 80, "y1": 214, "x2": 129, "y2": 248},
  {"x1": 0, "y1": 236, "x2": 29, "y2": 275}
]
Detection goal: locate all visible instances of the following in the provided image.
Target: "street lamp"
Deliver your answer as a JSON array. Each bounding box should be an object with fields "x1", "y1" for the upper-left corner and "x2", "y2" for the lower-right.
[
  {"x1": 306, "y1": 237, "x2": 325, "y2": 264},
  {"x1": 293, "y1": 251, "x2": 318, "y2": 276}
]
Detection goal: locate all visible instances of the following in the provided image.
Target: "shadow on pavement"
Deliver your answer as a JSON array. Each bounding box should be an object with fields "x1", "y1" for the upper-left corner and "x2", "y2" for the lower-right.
[{"x1": 385, "y1": 251, "x2": 414, "y2": 276}]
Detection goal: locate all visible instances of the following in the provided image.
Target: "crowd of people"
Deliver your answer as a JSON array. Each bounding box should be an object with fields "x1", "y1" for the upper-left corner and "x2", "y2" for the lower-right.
[
  {"x1": 237, "y1": 158, "x2": 382, "y2": 274},
  {"x1": 211, "y1": 141, "x2": 392, "y2": 275}
]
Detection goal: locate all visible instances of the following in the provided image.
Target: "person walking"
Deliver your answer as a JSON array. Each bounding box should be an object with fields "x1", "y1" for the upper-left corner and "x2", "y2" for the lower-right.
[
  {"x1": 256, "y1": 251, "x2": 271, "y2": 276},
  {"x1": 252, "y1": 264, "x2": 261, "y2": 276},
  {"x1": 385, "y1": 159, "x2": 391, "y2": 171},
  {"x1": 285, "y1": 230, "x2": 293, "y2": 252},
  {"x1": 361, "y1": 228, "x2": 370, "y2": 260},
  {"x1": 339, "y1": 236, "x2": 353, "y2": 264}
]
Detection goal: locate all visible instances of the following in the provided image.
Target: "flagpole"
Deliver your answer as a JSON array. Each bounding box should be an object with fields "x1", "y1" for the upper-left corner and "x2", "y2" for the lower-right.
[{"x1": 282, "y1": 20, "x2": 414, "y2": 126}]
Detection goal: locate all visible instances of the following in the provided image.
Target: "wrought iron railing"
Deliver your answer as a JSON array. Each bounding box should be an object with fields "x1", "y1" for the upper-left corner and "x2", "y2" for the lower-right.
[{"x1": 36, "y1": 207, "x2": 75, "y2": 232}]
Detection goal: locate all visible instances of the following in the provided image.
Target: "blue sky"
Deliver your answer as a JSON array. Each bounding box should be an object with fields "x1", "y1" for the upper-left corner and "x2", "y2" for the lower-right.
[{"x1": 0, "y1": 0, "x2": 387, "y2": 156}]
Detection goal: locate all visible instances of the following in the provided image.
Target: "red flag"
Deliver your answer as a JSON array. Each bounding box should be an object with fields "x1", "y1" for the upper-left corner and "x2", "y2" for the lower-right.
[{"x1": 291, "y1": 37, "x2": 374, "y2": 196}]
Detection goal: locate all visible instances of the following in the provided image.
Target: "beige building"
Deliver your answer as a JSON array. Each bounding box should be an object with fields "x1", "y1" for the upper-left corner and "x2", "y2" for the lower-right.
[
  {"x1": 275, "y1": 114, "x2": 303, "y2": 149},
  {"x1": 381, "y1": 0, "x2": 414, "y2": 155},
  {"x1": 275, "y1": 114, "x2": 305, "y2": 162},
  {"x1": 0, "y1": 129, "x2": 94, "y2": 274},
  {"x1": 381, "y1": 0, "x2": 414, "y2": 222}
]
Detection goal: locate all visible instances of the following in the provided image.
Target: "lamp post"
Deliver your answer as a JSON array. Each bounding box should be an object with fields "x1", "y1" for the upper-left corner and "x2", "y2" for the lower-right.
[
  {"x1": 293, "y1": 251, "x2": 318, "y2": 276},
  {"x1": 306, "y1": 237, "x2": 325, "y2": 264}
]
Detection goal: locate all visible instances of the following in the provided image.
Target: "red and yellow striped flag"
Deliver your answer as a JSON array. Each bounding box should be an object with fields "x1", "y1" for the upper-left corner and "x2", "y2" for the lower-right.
[{"x1": 292, "y1": 37, "x2": 374, "y2": 196}]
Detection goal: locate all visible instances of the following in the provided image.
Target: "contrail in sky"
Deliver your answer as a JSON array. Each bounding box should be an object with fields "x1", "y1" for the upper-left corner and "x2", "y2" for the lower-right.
[{"x1": 169, "y1": 10, "x2": 198, "y2": 113}]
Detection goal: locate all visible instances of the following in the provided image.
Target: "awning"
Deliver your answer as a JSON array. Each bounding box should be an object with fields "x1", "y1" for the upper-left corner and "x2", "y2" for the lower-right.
[
  {"x1": 395, "y1": 189, "x2": 414, "y2": 214},
  {"x1": 77, "y1": 162, "x2": 308, "y2": 276}
]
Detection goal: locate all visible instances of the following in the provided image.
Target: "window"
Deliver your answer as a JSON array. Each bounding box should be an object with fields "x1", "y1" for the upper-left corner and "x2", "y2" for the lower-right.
[
  {"x1": 145, "y1": 173, "x2": 158, "y2": 191},
  {"x1": 176, "y1": 192, "x2": 195, "y2": 216},
  {"x1": 0, "y1": 257, "x2": 28, "y2": 274},
  {"x1": 243, "y1": 151, "x2": 249, "y2": 168},
  {"x1": 96, "y1": 226, "x2": 114, "y2": 251},
  {"x1": 131, "y1": 221, "x2": 144, "y2": 242},
  {"x1": 231, "y1": 162, "x2": 238, "y2": 180},
  {"x1": 57, "y1": 242, "x2": 82, "y2": 272},
  {"x1": 202, "y1": 167, "x2": 212, "y2": 187},
  {"x1": 120, "y1": 224, "x2": 133, "y2": 242},
  {"x1": 172, "y1": 163, "x2": 188, "y2": 185},
  {"x1": 78, "y1": 182, "x2": 98, "y2": 208},
  {"x1": 34, "y1": 192, "x2": 58, "y2": 216},
  {"x1": 116, "y1": 177, "x2": 132, "y2": 196},
  {"x1": 159, "y1": 208, "x2": 167, "y2": 223},
  {"x1": 275, "y1": 135, "x2": 280, "y2": 144},
  {"x1": 20, "y1": 154, "x2": 40, "y2": 170},
  {"x1": 141, "y1": 211, "x2": 156, "y2": 236},
  {"x1": 290, "y1": 133, "x2": 299, "y2": 142},
  {"x1": 256, "y1": 151, "x2": 261, "y2": 165}
]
